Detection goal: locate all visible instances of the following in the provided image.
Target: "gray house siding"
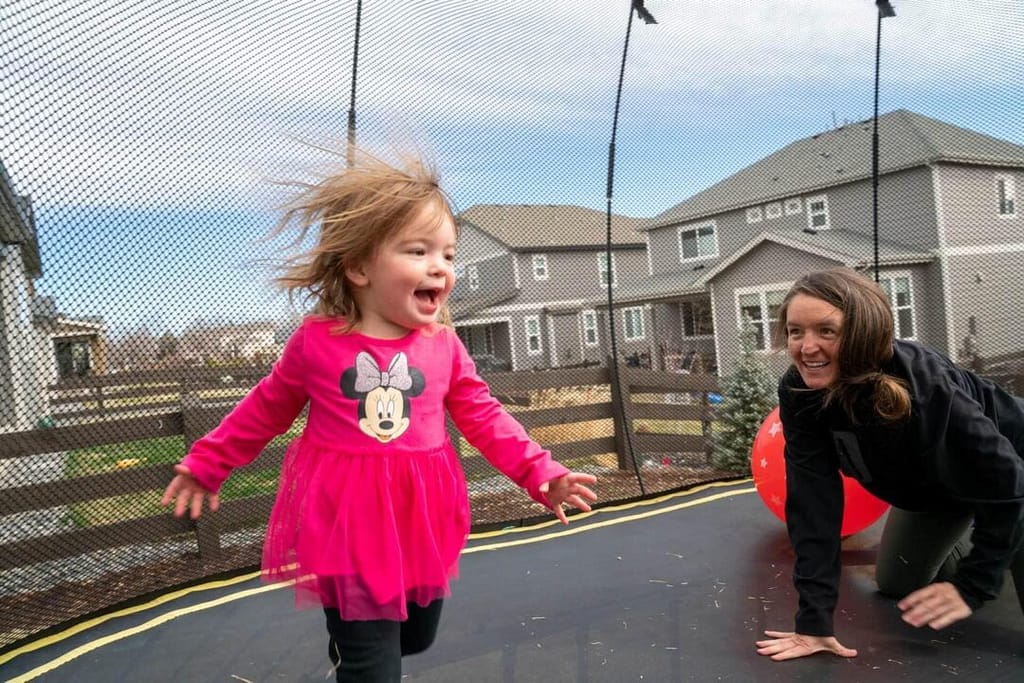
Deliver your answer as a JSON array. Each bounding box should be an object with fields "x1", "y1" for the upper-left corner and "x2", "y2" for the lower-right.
[
  {"x1": 548, "y1": 311, "x2": 583, "y2": 367},
  {"x1": 945, "y1": 252, "x2": 1024, "y2": 363},
  {"x1": 456, "y1": 247, "x2": 649, "y2": 371},
  {"x1": 517, "y1": 248, "x2": 648, "y2": 301},
  {"x1": 451, "y1": 252, "x2": 515, "y2": 302},
  {"x1": 875, "y1": 167, "x2": 940, "y2": 248},
  {"x1": 936, "y1": 164, "x2": 1021, "y2": 248},
  {"x1": 457, "y1": 223, "x2": 506, "y2": 257},
  {"x1": 710, "y1": 242, "x2": 838, "y2": 377},
  {"x1": 453, "y1": 207, "x2": 649, "y2": 371},
  {"x1": 935, "y1": 164, "x2": 1023, "y2": 360}
]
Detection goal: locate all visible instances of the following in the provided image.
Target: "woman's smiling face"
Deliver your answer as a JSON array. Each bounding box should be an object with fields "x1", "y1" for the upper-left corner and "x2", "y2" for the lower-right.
[{"x1": 784, "y1": 293, "x2": 844, "y2": 389}]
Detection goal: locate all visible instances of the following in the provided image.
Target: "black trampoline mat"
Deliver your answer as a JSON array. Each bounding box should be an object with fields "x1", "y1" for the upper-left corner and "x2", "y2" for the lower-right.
[{"x1": 3, "y1": 480, "x2": 1021, "y2": 682}]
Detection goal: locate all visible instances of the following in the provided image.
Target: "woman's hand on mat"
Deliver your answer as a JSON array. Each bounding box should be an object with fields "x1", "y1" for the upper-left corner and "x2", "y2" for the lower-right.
[
  {"x1": 161, "y1": 464, "x2": 220, "y2": 519},
  {"x1": 755, "y1": 631, "x2": 857, "y2": 661},
  {"x1": 897, "y1": 581, "x2": 972, "y2": 630},
  {"x1": 540, "y1": 472, "x2": 598, "y2": 524}
]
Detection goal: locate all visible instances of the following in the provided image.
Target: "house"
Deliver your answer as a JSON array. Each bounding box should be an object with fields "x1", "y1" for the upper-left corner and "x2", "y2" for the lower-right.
[
  {"x1": 179, "y1": 321, "x2": 281, "y2": 366},
  {"x1": 611, "y1": 109, "x2": 1022, "y2": 377},
  {"x1": 1, "y1": 160, "x2": 51, "y2": 431},
  {"x1": 451, "y1": 204, "x2": 647, "y2": 371},
  {"x1": 51, "y1": 316, "x2": 108, "y2": 377}
]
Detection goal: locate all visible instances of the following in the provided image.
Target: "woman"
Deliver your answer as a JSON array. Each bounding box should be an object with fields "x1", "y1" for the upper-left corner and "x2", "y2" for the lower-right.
[{"x1": 755, "y1": 267, "x2": 1024, "y2": 661}]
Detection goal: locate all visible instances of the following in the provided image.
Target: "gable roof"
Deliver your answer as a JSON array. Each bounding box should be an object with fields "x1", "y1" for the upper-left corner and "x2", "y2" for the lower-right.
[
  {"x1": 696, "y1": 228, "x2": 933, "y2": 286},
  {"x1": 449, "y1": 289, "x2": 519, "y2": 321},
  {"x1": 648, "y1": 109, "x2": 1024, "y2": 230},
  {"x1": 459, "y1": 204, "x2": 645, "y2": 250},
  {"x1": 590, "y1": 267, "x2": 713, "y2": 308}
]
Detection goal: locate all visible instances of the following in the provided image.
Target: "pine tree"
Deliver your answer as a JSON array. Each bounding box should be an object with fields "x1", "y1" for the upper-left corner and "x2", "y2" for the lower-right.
[{"x1": 711, "y1": 316, "x2": 778, "y2": 474}]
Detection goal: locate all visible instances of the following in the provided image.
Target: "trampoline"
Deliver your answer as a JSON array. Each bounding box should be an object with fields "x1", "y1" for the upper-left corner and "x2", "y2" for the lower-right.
[{"x1": 2, "y1": 480, "x2": 1021, "y2": 682}]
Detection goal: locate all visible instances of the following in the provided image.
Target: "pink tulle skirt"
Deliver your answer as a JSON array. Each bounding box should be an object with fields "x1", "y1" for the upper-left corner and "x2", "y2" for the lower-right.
[{"x1": 260, "y1": 438, "x2": 471, "y2": 621}]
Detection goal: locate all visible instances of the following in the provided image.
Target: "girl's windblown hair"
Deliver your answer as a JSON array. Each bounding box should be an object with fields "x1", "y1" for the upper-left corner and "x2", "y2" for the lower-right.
[{"x1": 269, "y1": 147, "x2": 456, "y2": 331}]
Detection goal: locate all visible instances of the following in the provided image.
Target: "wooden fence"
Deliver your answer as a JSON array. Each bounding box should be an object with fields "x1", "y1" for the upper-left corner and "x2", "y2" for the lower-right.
[{"x1": 0, "y1": 364, "x2": 720, "y2": 575}]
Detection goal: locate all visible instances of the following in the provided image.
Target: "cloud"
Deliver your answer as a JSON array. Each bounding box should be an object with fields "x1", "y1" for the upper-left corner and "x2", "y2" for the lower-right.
[{"x1": 2, "y1": 0, "x2": 1020, "y2": 211}]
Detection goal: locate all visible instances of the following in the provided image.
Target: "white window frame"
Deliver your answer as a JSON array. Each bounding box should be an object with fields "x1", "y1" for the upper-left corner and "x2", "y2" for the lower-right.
[
  {"x1": 598, "y1": 252, "x2": 617, "y2": 288},
  {"x1": 467, "y1": 264, "x2": 479, "y2": 290},
  {"x1": 581, "y1": 309, "x2": 599, "y2": 347},
  {"x1": 996, "y1": 174, "x2": 1017, "y2": 218},
  {"x1": 623, "y1": 306, "x2": 645, "y2": 341},
  {"x1": 735, "y1": 283, "x2": 791, "y2": 352},
  {"x1": 878, "y1": 272, "x2": 917, "y2": 340},
  {"x1": 458, "y1": 325, "x2": 495, "y2": 357},
  {"x1": 807, "y1": 195, "x2": 830, "y2": 230},
  {"x1": 524, "y1": 315, "x2": 542, "y2": 355},
  {"x1": 532, "y1": 254, "x2": 549, "y2": 280},
  {"x1": 765, "y1": 202, "x2": 782, "y2": 220},
  {"x1": 677, "y1": 221, "x2": 718, "y2": 262},
  {"x1": 746, "y1": 206, "x2": 763, "y2": 224},
  {"x1": 680, "y1": 300, "x2": 714, "y2": 338},
  {"x1": 784, "y1": 198, "x2": 802, "y2": 215}
]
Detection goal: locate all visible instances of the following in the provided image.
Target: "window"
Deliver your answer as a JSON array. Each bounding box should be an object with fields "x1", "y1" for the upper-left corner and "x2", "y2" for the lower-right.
[
  {"x1": 746, "y1": 207, "x2": 763, "y2": 223},
  {"x1": 532, "y1": 254, "x2": 548, "y2": 280},
  {"x1": 678, "y1": 222, "x2": 717, "y2": 261},
  {"x1": 680, "y1": 300, "x2": 713, "y2": 337},
  {"x1": 467, "y1": 264, "x2": 479, "y2": 290},
  {"x1": 996, "y1": 175, "x2": 1016, "y2": 217},
  {"x1": 55, "y1": 340, "x2": 92, "y2": 378},
  {"x1": 581, "y1": 309, "x2": 599, "y2": 346},
  {"x1": 765, "y1": 203, "x2": 782, "y2": 220},
  {"x1": 454, "y1": 264, "x2": 466, "y2": 279},
  {"x1": 784, "y1": 198, "x2": 802, "y2": 215},
  {"x1": 807, "y1": 195, "x2": 830, "y2": 229},
  {"x1": 524, "y1": 316, "x2": 542, "y2": 354},
  {"x1": 458, "y1": 325, "x2": 494, "y2": 356},
  {"x1": 879, "y1": 275, "x2": 915, "y2": 339},
  {"x1": 623, "y1": 307, "x2": 645, "y2": 341},
  {"x1": 598, "y1": 252, "x2": 616, "y2": 287},
  {"x1": 737, "y1": 288, "x2": 788, "y2": 351}
]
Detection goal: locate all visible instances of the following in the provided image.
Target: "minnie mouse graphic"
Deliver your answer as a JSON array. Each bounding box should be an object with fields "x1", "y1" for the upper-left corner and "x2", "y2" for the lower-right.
[{"x1": 340, "y1": 351, "x2": 426, "y2": 443}]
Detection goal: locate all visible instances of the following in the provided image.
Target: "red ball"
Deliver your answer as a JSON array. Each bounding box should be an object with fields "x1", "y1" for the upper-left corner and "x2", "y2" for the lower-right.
[{"x1": 751, "y1": 406, "x2": 889, "y2": 537}]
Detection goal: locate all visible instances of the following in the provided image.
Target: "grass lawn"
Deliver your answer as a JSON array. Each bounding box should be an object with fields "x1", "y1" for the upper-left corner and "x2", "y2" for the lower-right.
[{"x1": 64, "y1": 419, "x2": 306, "y2": 528}]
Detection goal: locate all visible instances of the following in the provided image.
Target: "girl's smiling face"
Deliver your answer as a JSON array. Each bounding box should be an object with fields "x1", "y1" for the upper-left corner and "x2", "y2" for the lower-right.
[
  {"x1": 785, "y1": 293, "x2": 844, "y2": 389},
  {"x1": 346, "y1": 201, "x2": 457, "y2": 339}
]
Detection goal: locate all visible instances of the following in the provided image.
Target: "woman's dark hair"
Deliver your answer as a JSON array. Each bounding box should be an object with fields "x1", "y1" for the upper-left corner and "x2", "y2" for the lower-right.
[{"x1": 775, "y1": 267, "x2": 910, "y2": 423}]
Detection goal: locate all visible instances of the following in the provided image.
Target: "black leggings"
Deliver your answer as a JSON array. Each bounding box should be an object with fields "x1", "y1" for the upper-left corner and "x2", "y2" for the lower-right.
[
  {"x1": 875, "y1": 507, "x2": 1024, "y2": 614},
  {"x1": 323, "y1": 599, "x2": 443, "y2": 683}
]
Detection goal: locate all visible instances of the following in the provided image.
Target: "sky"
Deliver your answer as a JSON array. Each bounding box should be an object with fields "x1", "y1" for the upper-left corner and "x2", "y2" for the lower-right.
[{"x1": 2, "y1": 0, "x2": 1023, "y2": 335}]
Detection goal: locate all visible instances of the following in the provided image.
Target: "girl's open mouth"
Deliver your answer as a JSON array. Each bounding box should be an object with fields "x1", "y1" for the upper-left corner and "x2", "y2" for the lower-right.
[{"x1": 415, "y1": 289, "x2": 440, "y2": 305}]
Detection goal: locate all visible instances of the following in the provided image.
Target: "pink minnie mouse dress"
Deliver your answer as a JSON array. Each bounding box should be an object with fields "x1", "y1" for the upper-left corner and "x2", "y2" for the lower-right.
[{"x1": 182, "y1": 317, "x2": 568, "y2": 620}]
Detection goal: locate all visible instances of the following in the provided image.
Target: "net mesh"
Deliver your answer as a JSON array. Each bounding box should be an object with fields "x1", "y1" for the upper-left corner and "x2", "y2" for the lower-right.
[{"x1": 1, "y1": 0, "x2": 1022, "y2": 652}]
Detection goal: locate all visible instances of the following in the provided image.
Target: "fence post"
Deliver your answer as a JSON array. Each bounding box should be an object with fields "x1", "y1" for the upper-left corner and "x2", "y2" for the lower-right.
[
  {"x1": 701, "y1": 392, "x2": 714, "y2": 466},
  {"x1": 92, "y1": 384, "x2": 106, "y2": 419},
  {"x1": 608, "y1": 356, "x2": 635, "y2": 471},
  {"x1": 181, "y1": 389, "x2": 222, "y2": 561}
]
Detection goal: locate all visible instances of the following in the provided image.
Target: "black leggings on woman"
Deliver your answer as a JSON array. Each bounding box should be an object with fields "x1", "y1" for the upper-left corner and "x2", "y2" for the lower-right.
[
  {"x1": 324, "y1": 599, "x2": 443, "y2": 683},
  {"x1": 875, "y1": 507, "x2": 1024, "y2": 614}
]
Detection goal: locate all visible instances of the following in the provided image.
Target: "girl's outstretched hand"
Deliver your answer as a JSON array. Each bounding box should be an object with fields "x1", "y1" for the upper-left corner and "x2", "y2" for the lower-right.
[
  {"x1": 540, "y1": 472, "x2": 598, "y2": 524},
  {"x1": 161, "y1": 464, "x2": 219, "y2": 520},
  {"x1": 755, "y1": 631, "x2": 857, "y2": 661}
]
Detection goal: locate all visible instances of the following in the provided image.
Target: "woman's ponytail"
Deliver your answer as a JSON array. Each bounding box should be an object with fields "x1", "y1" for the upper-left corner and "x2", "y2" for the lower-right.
[{"x1": 872, "y1": 374, "x2": 911, "y2": 424}]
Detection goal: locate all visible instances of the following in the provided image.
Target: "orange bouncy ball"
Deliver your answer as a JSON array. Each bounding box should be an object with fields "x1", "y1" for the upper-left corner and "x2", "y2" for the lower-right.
[{"x1": 751, "y1": 407, "x2": 889, "y2": 537}]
